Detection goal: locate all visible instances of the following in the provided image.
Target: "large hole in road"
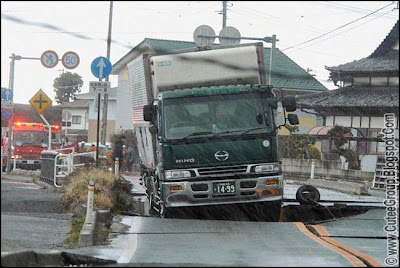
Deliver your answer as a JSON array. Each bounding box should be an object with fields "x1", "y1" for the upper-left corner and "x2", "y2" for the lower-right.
[{"x1": 144, "y1": 185, "x2": 374, "y2": 223}]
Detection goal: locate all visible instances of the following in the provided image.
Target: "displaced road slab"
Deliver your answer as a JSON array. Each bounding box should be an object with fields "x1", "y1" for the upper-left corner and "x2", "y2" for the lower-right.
[{"x1": 1, "y1": 176, "x2": 72, "y2": 253}]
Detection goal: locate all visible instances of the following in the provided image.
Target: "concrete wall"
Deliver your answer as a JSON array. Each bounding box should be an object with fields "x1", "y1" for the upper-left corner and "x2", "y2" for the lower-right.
[
  {"x1": 281, "y1": 158, "x2": 375, "y2": 185},
  {"x1": 88, "y1": 120, "x2": 115, "y2": 143},
  {"x1": 87, "y1": 98, "x2": 117, "y2": 121}
]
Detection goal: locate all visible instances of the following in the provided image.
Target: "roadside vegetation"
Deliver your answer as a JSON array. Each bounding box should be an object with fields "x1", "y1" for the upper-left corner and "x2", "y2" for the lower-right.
[
  {"x1": 63, "y1": 216, "x2": 85, "y2": 248},
  {"x1": 61, "y1": 167, "x2": 134, "y2": 213},
  {"x1": 61, "y1": 167, "x2": 134, "y2": 248}
]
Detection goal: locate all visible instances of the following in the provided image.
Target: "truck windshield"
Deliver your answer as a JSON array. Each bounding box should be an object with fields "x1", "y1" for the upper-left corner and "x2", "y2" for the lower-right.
[
  {"x1": 163, "y1": 92, "x2": 273, "y2": 140},
  {"x1": 14, "y1": 131, "x2": 48, "y2": 147}
]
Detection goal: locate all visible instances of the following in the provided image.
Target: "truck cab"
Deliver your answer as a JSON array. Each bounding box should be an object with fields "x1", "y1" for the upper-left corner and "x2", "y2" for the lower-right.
[
  {"x1": 143, "y1": 85, "x2": 298, "y2": 218},
  {"x1": 131, "y1": 42, "x2": 299, "y2": 219}
]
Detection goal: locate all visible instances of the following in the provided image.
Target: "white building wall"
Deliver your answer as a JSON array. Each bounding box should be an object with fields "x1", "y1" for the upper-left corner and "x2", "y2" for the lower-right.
[
  {"x1": 361, "y1": 116, "x2": 370, "y2": 128},
  {"x1": 352, "y1": 116, "x2": 361, "y2": 128},
  {"x1": 371, "y1": 77, "x2": 388, "y2": 86},
  {"x1": 389, "y1": 77, "x2": 399, "y2": 85},
  {"x1": 115, "y1": 69, "x2": 134, "y2": 131},
  {"x1": 326, "y1": 116, "x2": 334, "y2": 127},
  {"x1": 370, "y1": 117, "x2": 385, "y2": 129},
  {"x1": 63, "y1": 108, "x2": 87, "y2": 130},
  {"x1": 88, "y1": 98, "x2": 117, "y2": 121},
  {"x1": 334, "y1": 116, "x2": 352, "y2": 127}
]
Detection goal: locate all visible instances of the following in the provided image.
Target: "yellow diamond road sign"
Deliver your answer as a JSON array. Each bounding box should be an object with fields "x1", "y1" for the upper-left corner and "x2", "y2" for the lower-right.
[{"x1": 29, "y1": 89, "x2": 52, "y2": 114}]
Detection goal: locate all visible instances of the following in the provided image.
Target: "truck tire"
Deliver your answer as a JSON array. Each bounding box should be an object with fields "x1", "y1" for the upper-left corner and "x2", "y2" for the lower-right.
[
  {"x1": 159, "y1": 203, "x2": 173, "y2": 219},
  {"x1": 296, "y1": 185, "x2": 320, "y2": 205},
  {"x1": 262, "y1": 200, "x2": 282, "y2": 222}
]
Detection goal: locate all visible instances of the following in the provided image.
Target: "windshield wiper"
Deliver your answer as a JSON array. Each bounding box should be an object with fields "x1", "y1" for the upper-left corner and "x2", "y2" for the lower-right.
[
  {"x1": 170, "y1": 131, "x2": 214, "y2": 144},
  {"x1": 204, "y1": 130, "x2": 244, "y2": 142},
  {"x1": 233, "y1": 126, "x2": 278, "y2": 140}
]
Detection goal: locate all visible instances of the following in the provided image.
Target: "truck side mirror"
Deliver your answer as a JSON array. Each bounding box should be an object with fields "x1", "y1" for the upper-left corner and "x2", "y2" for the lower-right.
[
  {"x1": 143, "y1": 104, "x2": 153, "y2": 122},
  {"x1": 282, "y1": 96, "x2": 297, "y2": 112},
  {"x1": 288, "y1": 114, "x2": 299, "y2": 125}
]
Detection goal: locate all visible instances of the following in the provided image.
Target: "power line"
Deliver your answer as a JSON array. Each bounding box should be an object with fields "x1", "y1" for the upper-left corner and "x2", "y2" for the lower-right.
[
  {"x1": 319, "y1": 1, "x2": 398, "y2": 18},
  {"x1": 282, "y1": 2, "x2": 395, "y2": 51},
  {"x1": 297, "y1": 9, "x2": 396, "y2": 49}
]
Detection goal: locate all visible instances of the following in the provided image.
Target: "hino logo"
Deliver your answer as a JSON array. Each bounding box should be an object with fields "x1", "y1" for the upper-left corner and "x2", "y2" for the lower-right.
[
  {"x1": 215, "y1": 151, "x2": 229, "y2": 161},
  {"x1": 176, "y1": 158, "x2": 195, "y2": 164}
]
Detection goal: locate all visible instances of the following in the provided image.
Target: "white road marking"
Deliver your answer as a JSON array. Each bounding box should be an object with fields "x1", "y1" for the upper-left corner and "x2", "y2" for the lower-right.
[{"x1": 117, "y1": 216, "x2": 142, "y2": 263}]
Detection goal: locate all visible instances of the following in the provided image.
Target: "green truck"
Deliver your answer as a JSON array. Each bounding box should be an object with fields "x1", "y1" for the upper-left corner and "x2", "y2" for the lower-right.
[{"x1": 129, "y1": 42, "x2": 299, "y2": 219}]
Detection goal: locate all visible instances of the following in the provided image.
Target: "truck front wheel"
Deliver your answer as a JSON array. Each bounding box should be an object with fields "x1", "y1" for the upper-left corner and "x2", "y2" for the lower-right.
[
  {"x1": 261, "y1": 201, "x2": 282, "y2": 222},
  {"x1": 159, "y1": 203, "x2": 173, "y2": 219}
]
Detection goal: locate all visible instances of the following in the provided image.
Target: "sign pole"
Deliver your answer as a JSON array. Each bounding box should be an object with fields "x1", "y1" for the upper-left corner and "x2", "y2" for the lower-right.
[
  {"x1": 39, "y1": 114, "x2": 52, "y2": 150},
  {"x1": 96, "y1": 92, "x2": 101, "y2": 167}
]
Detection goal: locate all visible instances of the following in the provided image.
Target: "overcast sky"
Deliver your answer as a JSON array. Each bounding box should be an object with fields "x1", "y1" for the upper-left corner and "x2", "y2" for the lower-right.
[{"x1": 1, "y1": 1, "x2": 399, "y2": 104}]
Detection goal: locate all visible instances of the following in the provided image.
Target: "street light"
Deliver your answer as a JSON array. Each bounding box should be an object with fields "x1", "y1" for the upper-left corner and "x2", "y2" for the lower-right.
[{"x1": 6, "y1": 54, "x2": 41, "y2": 174}]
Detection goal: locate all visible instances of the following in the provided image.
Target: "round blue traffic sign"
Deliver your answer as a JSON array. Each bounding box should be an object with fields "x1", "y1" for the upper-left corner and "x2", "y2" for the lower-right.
[
  {"x1": 1, "y1": 108, "x2": 13, "y2": 121},
  {"x1": 91, "y1": 56, "x2": 112, "y2": 79}
]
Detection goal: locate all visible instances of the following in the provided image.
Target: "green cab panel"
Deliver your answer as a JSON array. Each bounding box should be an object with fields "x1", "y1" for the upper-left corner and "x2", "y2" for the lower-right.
[{"x1": 163, "y1": 136, "x2": 278, "y2": 170}]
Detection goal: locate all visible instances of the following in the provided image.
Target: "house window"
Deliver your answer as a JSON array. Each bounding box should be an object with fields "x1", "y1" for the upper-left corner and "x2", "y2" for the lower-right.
[{"x1": 72, "y1": 116, "x2": 82, "y2": 125}]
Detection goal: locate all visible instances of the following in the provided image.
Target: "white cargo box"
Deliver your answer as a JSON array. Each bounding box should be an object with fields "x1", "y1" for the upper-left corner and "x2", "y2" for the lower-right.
[{"x1": 150, "y1": 45, "x2": 262, "y2": 95}]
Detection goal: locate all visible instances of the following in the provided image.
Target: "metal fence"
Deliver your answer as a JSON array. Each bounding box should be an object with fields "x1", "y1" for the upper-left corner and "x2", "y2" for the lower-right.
[{"x1": 40, "y1": 150, "x2": 97, "y2": 187}]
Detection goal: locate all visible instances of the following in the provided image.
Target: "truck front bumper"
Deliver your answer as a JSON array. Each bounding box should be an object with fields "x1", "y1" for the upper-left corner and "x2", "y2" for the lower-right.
[
  {"x1": 15, "y1": 160, "x2": 41, "y2": 170},
  {"x1": 162, "y1": 175, "x2": 283, "y2": 208}
]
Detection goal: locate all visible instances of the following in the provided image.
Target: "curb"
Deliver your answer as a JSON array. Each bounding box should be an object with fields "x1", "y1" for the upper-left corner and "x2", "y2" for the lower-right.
[
  {"x1": 78, "y1": 209, "x2": 112, "y2": 247},
  {"x1": 1, "y1": 251, "x2": 116, "y2": 267},
  {"x1": 306, "y1": 178, "x2": 368, "y2": 195}
]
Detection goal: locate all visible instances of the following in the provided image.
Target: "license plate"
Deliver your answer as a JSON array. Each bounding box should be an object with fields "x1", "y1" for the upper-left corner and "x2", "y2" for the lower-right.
[
  {"x1": 27, "y1": 160, "x2": 34, "y2": 164},
  {"x1": 213, "y1": 181, "x2": 236, "y2": 195}
]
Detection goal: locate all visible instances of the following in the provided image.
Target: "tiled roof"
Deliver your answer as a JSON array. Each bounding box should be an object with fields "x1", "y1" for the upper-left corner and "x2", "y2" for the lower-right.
[
  {"x1": 370, "y1": 20, "x2": 399, "y2": 57},
  {"x1": 57, "y1": 99, "x2": 89, "y2": 108},
  {"x1": 264, "y1": 47, "x2": 327, "y2": 91},
  {"x1": 297, "y1": 86, "x2": 399, "y2": 108},
  {"x1": 12, "y1": 104, "x2": 62, "y2": 124},
  {"x1": 325, "y1": 50, "x2": 398, "y2": 73},
  {"x1": 112, "y1": 38, "x2": 327, "y2": 92},
  {"x1": 326, "y1": 20, "x2": 399, "y2": 73}
]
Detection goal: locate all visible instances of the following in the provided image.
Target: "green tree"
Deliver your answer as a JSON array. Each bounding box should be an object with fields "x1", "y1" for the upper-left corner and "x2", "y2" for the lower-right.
[
  {"x1": 53, "y1": 72, "x2": 83, "y2": 104},
  {"x1": 278, "y1": 134, "x2": 321, "y2": 160},
  {"x1": 327, "y1": 125, "x2": 360, "y2": 170}
]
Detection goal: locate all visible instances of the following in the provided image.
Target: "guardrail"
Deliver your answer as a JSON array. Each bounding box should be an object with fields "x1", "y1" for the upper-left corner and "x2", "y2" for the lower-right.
[{"x1": 40, "y1": 150, "x2": 97, "y2": 187}]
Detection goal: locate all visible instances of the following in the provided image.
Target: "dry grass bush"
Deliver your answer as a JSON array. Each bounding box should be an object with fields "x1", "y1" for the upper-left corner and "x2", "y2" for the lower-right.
[{"x1": 61, "y1": 167, "x2": 134, "y2": 213}]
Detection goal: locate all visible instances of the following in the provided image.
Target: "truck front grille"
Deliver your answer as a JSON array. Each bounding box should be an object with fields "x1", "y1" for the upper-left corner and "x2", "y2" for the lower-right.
[
  {"x1": 20, "y1": 155, "x2": 40, "y2": 160},
  {"x1": 197, "y1": 165, "x2": 248, "y2": 176}
]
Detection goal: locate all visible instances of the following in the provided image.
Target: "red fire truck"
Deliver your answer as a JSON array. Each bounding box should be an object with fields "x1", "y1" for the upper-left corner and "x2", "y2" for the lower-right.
[{"x1": 3, "y1": 121, "x2": 62, "y2": 170}]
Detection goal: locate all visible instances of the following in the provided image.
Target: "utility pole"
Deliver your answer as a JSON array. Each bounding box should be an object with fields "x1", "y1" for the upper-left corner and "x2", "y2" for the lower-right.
[
  {"x1": 101, "y1": 1, "x2": 113, "y2": 145},
  {"x1": 222, "y1": 1, "x2": 227, "y2": 28}
]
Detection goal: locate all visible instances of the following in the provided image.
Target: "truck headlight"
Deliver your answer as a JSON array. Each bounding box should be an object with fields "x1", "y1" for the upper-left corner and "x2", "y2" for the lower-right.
[
  {"x1": 254, "y1": 163, "x2": 280, "y2": 173},
  {"x1": 165, "y1": 170, "x2": 191, "y2": 179}
]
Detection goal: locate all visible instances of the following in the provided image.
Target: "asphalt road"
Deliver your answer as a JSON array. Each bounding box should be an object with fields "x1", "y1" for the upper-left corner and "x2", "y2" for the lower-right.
[
  {"x1": 1, "y1": 175, "x2": 72, "y2": 253},
  {"x1": 64, "y1": 176, "x2": 390, "y2": 267}
]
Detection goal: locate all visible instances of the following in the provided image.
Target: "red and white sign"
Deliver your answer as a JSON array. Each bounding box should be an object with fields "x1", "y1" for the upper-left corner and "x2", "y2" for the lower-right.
[
  {"x1": 62, "y1": 51, "x2": 80, "y2": 69},
  {"x1": 40, "y1": 50, "x2": 59, "y2": 68}
]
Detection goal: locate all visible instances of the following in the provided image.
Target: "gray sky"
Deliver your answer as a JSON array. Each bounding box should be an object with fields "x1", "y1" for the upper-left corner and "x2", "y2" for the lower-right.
[{"x1": 1, "y1": 1, "x2": 399, "y2": 104}]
